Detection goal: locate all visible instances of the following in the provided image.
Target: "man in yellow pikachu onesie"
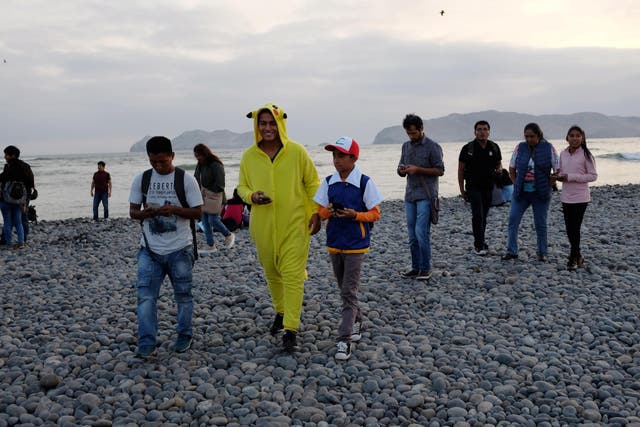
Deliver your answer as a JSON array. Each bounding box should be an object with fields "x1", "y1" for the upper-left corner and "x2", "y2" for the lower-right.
[{"x1": 237, "y1": 103, "x2": 320, "y2": 352}]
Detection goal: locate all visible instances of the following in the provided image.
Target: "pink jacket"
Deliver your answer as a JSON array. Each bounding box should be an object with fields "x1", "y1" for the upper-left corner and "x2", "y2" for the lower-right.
[{"x1": 558, "y1": 146, "x2": 597, "y2": 203}]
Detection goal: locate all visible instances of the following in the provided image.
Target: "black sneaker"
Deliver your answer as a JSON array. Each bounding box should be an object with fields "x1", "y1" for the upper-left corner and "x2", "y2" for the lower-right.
[
  {"x1": 270, "y1": 313, "x2": 284, "y2": 336},
  {"x1": 283, "y1": 330, "x2": 297, "y2": 352},
  {"x1": 567, "y1": 257, "x2": 578, "y2": 271},
  {"x1": 537, "y1": 255, "x2": 548, "y2": 262},
  {"x1": 401, "y1": 269, "x2": 419, "y2": 279},
  {"x1": 416, "y1": 270, "x2": 433, "y2": 280},
  {"x1": 501, "y1": 253, "x2": 518, "y2": 260},
  {"x1": 135, "y1": 345, "x2": 157, "y2": 359},
  {"x1": 577, "y1": 255, "x2": 585, "y2": 267},
  {"x1": 174, "y1": 334, "x2": 192, "y2": 353},
  {"x1": 335, "y1": 341, "x2": 351, "y2": 361}
]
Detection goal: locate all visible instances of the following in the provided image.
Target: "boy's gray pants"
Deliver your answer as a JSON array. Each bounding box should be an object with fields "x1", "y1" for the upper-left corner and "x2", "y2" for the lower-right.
[{"x1": 329, "y1": 252, "x2": 364, "y2": 342}]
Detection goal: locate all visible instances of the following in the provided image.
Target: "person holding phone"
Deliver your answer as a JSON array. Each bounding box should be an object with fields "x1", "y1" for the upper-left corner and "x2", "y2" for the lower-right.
[
  {"x1": 237, "y1": 103, "x2": 320, "y2": 352},
  {"x1": 397, "y1": 114, "x2": 445, "y2": 281},
  {"x1": 313, "y1": 137, "x2": 383, "y2": 360}
]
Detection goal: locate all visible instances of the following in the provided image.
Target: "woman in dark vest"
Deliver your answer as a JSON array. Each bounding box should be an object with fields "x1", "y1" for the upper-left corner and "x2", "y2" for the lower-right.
[{"x1": 502, "y1": 123, "x2": 559, "y2": 261}]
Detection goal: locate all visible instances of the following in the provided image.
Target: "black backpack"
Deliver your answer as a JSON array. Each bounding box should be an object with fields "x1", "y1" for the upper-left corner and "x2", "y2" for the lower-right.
[
  {"x1": 141, "y1": 167, "x2": 198, "y2": 260},
  {"x1": 2, "y1": 181, "x2": 26, "y2": 205}
]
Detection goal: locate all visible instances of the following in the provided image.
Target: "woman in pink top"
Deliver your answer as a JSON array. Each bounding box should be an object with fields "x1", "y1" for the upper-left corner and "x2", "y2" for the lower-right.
[{"x1": 556, "y1": 125, "x2": 598, "y2": 270}]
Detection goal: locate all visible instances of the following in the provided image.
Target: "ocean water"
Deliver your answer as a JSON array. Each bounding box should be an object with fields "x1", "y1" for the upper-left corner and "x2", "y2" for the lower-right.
[{"x1": 20, "y1": 137, "x2": 640, "y2": 221}]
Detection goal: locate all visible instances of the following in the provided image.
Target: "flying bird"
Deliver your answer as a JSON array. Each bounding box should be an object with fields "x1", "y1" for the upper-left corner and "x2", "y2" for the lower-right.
[{"x1": 440, "y1": 10, "x2": 445, "y2": 16}]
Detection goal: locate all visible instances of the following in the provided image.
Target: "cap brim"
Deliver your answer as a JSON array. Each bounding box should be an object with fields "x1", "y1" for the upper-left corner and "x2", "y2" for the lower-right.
[{"x1": 324, "y1": 144, "x2": 350, "y2": 155}]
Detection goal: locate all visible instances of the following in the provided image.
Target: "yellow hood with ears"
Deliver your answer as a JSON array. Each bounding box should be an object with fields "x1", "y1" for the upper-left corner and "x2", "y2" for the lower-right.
[{"x1": 246, "y1": 103, "x2": 289, "y2": 145}]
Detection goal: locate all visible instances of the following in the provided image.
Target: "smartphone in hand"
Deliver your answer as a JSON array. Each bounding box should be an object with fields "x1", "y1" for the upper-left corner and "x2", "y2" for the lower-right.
[{"x1": 331, "y1": 202, "x2": 344, "y2": 213}]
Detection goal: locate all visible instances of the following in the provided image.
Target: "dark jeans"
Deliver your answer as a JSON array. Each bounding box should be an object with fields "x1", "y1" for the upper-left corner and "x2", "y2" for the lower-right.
[
  {"x1": 562, "y1": 202, "x2": 588, "y2": 258},
  {"x1": 93, "y1": 192, "x2": 109, "y2": 219},
  {"x1": 467, "y1": 189, "x2": 492, "y2": 250},
  {"x1": 330, "y1": 252, "x2": 364, "y2": 343}
]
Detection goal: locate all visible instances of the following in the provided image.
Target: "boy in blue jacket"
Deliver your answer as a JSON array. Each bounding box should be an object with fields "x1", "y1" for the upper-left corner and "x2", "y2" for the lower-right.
[{"x1": 313, "y1": 137, "x2": 384, "y2": 360}]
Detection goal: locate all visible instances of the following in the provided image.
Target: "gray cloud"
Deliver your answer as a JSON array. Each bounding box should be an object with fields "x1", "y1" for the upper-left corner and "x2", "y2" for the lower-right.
[{"x1": 1, "y1": 3, "x2": 639, "y2": 154}]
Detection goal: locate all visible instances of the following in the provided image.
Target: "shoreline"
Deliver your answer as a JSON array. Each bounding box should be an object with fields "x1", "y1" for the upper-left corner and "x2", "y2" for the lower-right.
[
  {"x1": 1, "y1": 184, "x2": 639, "y2": 425},
  {"x1": 28, "y1": 182, "x2": 640, "y2": 223}
]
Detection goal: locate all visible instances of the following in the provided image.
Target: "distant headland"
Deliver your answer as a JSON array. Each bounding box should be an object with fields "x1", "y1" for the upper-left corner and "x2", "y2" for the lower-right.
[{"x1": 129, "y1": 111, "x2": 640, "y2": 152}]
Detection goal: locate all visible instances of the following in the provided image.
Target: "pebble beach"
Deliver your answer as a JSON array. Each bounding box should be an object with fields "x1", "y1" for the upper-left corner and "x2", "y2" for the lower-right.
[{"x1": 1, "y1": 184, "x2": 640, "y2": 426}]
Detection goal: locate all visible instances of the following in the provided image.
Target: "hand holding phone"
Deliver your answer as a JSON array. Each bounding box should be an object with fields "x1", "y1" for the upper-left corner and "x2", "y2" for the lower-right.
[
  {"x1": 252, "y1": 191, "x2": 272, "y2": 204},
  {"x1": 330, "y1": 202, "x2": 344, "y2": 213}
]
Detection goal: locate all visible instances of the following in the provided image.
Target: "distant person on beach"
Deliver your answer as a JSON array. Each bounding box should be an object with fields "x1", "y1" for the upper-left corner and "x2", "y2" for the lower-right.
[
  {"x1": 129, "y1": 136, "x2": 203, "y2": 358},
  {"x1": 502, "y1": 123, "x2": 559, "y2": 262},
  {"x1": 313, "y1": 137, "x2": 383, "y2": 361},
  {"x1": 90, "y1": 161, "x2": 112, "y2": 221},
  {"x1": 237, "y1": 103, "x2": 320, "y2": 352},
  {"x1": 556, "y1": 125, "x2": 598, "y2": 270},
  {"x1": 0, "y1": 145, "x2": 35, "y2": 248},
  {"x1": 458, "y1": 120, "x2": 503, "y2": 255},
  {"x1": 397, "y1": 114, "x2": 445, "y2": 280},
  {"x1": 193, "y1": 143, "x2": 235, "y2": 250}
]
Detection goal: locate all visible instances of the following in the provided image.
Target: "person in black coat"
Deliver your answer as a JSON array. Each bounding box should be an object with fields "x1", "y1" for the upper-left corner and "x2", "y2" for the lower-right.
[{"x1": 0, "y1": 145, "x2": 35, "y2": 246}]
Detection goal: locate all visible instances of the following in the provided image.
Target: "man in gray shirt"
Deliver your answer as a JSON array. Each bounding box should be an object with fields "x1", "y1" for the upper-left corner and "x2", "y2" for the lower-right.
[{"x1": 397, "y1": 114, "x2": 445, "y2": 280}]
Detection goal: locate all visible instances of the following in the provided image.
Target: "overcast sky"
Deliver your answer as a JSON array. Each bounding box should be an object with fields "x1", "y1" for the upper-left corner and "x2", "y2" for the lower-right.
[{"x1": 1, "y1": 0, "x2": 639, "y2": 154}]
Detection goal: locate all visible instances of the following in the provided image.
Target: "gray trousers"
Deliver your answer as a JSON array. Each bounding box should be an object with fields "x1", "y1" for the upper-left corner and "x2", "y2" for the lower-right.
[{"x1": 330, "y1": 252, "x2": 364, "y2": 342}]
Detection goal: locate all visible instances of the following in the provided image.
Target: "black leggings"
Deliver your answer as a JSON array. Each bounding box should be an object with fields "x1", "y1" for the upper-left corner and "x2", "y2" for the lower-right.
[{"x1": 562, "y1": 202, "x2": 588, "y2": 258}]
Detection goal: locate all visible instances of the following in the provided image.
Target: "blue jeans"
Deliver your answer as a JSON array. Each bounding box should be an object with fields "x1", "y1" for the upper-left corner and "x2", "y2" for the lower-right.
[
  {"x1": 507, "y1": 192, "x2": 551, "y2": 256},
  {"x1": 93, "y1": 192, "x2": 109, "y2": 219},
  {"x1": 0, "y1": 201, "x2": 24, "y2": 244},
  {"x1": 136, "y1": 246, "x2": 195, "y2": 347},
  {"x1": 405, "y1": 199, "x2": 432, "y2": 271},
  {"x1": 202, "y1": 213, "x2": 230, "y2": 246}
]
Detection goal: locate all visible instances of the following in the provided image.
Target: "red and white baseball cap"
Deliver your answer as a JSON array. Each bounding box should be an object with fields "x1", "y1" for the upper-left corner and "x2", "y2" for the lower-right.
[{"x1": 324, "y1": 136, "x2": 359, "y2": 158}]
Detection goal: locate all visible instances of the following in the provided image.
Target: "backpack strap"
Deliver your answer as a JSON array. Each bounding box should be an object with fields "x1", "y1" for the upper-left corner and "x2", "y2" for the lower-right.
[
  {"x1": 141, "y1": 168, "x2": 153, "y2": 206},
  {"x1": 174, "y1": 167, "x2": 198, "y2": 261},
  {"x1": 174, "y1": 167, "x2": 188, "y2": 208}
]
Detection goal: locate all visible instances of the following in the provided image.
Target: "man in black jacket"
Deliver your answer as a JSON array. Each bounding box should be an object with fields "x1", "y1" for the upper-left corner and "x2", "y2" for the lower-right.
[
  {"x1": 0, "y1": 145, "x2": 35, "y2": 246},
  {"x1": 457, "y1": 121, "x2": 502, "y2": 255}
]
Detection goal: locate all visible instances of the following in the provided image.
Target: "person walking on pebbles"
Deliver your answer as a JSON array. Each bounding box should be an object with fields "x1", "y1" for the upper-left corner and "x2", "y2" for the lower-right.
[
  {"x1": 313, "y1": 137, "x2": 383, "y2": 361},
  {"x1": 397, "y1": 114, "x2": 444, "y2": 281},
  {"x1": 237, "y1": 103, "x2": 320, "y2": 353},
  {"x1": 90, "y1": 161, "x2": 112, "y2": 221},
  {"x1": 193, "y1": 143, "x2": 235, "y2": 251},
  {"x1": 502, "y1": 123, "x2": 558, "y2": 262},
  {"x1": 129, "y1": 136, "x2": 203, "y2": 358},
  {"x1": 457, "y1": 120, "x2": 503, "y2": 255},
  {"x1": 556, "y1": 125, "x2": 597, "y2": 270}
]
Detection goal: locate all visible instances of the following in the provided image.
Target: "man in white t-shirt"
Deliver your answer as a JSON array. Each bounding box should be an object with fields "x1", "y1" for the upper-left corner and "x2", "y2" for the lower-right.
[{"x1": 129, "y1": 136, "x2": 203, "y2": 358}]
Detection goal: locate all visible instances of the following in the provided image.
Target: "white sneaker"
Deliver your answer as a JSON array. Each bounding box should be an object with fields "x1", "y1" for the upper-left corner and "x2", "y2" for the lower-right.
[
  {"x1": 335, "y1": 341, "x2": 351, "y2": 361},
  {"x1": 224, "y1": 233, "x2": 235, "y2": 249},
  {"x1": 473, "y1": 248, "x2": 487, "y2": 256},
  {"x1": 351, "y1": 321, "x2": 362, "y2": 342}
]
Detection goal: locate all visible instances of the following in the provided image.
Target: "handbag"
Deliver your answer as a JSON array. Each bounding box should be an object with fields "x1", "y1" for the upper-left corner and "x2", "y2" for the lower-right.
[
  {"x1": 420, "y1": 176, "x2": 440, "y2": 225},
  {"x1": 202, "y1": 188, "x2": 224, "y2": 214}
]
